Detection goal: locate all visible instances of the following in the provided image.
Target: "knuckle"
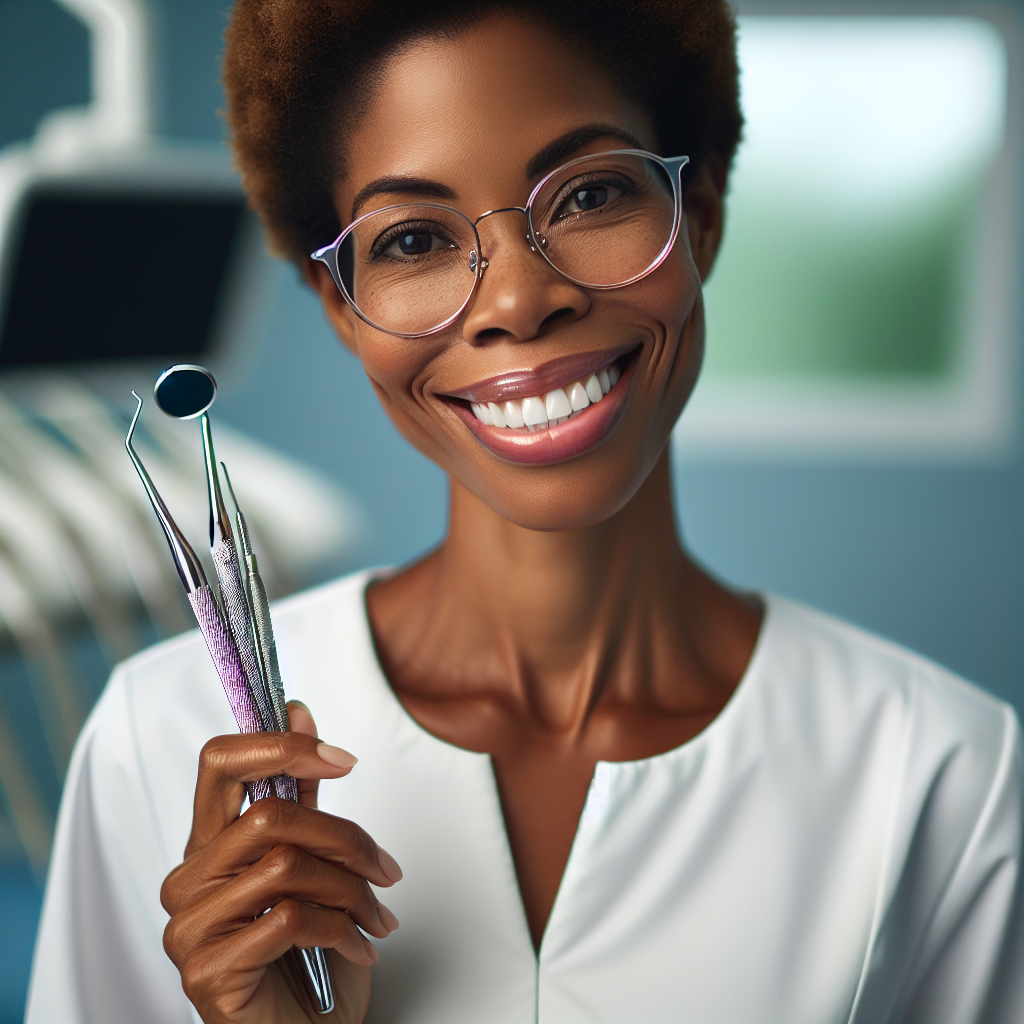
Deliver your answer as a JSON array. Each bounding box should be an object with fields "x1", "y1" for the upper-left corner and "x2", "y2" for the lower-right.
[
  {"x1": 197, "y1": 735, "x2": 235, "y2": 773},
  {"x1": 178, "y1": 958, "x2": 211, "y2": 1001},
  {"x1": 262, "y1": 842, "x2": 303, "y2": 882},
  {"x1": 271, "y1": 898, "x2": 304, "y2": 933},
  {"x1": 162, "y1": 915, "x2": 187, "y2": 963},
  {"x1": 159, "y1": 872, "x2": 181, "y2": 914}
]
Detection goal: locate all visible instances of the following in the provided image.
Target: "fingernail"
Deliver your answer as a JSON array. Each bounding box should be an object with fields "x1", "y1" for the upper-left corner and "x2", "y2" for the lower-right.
[
  {"x1": 377, "y1": 901, "x2": 400, "y2": 932},
  {"x1": 316, "y1": 742, "x2": 358, "y2": 768},
  {"x1": 376, "y1": 845, "x2": 403, "y2": 882},
  {"x1": 362, "y1": 936, "x2": 380, "y2": 963}
]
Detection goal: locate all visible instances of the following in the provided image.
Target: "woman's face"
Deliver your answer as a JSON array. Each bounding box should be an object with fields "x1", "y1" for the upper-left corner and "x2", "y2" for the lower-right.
[{"x1": 312, "y1": 14, "x2": 724, "y2": 531}]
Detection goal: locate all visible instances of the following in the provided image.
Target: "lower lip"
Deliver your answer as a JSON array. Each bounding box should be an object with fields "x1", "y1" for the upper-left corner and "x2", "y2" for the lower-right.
[{"x1": 453, "y1": 360, "x2": 635, "y2": 466}]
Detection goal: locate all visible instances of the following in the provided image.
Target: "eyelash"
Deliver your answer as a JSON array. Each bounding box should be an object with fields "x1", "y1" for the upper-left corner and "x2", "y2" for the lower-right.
[
  {"x1": 369, "y1": 222, "x2": 455, "y2": 260},
  {"x1": 547, "y1": 173, "x2": 638, "y2": 220}
]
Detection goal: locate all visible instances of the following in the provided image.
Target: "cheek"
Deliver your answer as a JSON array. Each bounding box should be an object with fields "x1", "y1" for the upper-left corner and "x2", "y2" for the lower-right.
[{"x1": 352, "y1": 330, "x2": 432, "y2": 407}]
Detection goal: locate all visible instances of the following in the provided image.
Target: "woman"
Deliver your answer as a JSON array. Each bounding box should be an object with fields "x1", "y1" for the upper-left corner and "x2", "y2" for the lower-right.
[{"x1": 27, "y1": 1, "x2": 1023, "y2": 1022}]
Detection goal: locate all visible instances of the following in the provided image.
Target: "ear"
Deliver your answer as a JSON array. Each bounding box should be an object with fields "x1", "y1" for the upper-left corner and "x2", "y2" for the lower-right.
[
  {"x1": 683, "y1": 154, "x2": 727, "y2": 283},
  {"x1": 303, "y1": 258, "x2": 359, "y2": 355}
]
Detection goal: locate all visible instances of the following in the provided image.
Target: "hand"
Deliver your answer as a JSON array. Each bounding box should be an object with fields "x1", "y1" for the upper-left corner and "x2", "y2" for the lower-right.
[{"x1": 161, "y1": 702, "x2": 402, "y2": 1024}]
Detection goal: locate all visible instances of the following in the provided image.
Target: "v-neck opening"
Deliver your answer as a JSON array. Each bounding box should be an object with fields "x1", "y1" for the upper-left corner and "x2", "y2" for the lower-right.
[
  {"x1": 355, "y1": 569, "x2": 776, "y2": 960},
  {"x1": 357, "y1": 568, "x2": 774, "y2": 768}
]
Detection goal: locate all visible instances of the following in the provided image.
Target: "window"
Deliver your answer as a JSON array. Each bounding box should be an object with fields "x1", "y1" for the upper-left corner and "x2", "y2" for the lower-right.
[{"x1": 676, "y1": 15, "x2": 1014, "y2": 458}]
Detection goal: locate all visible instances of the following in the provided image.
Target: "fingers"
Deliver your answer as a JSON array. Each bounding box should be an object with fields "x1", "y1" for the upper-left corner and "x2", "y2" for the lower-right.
[
  {"x1": 167, "y1": 904, "x2": 378, "y2": 1020},
  {"x1": 168, "y1": 842, "x2": 398, "y2": 945},
  {"x1": 165, "y1": 798, "x2": 402, "y2": 916},
  {"x1": 286, "y1": 700, "x2": 322, "y2": 810},
  {"x1": 187, "y1": 730, "x2": 358, "y2": 855}
]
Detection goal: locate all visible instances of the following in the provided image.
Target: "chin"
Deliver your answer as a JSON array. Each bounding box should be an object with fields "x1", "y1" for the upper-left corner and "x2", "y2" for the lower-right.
[{"x1": 463, "y1": 435, "x2": 664, "y2": 532}]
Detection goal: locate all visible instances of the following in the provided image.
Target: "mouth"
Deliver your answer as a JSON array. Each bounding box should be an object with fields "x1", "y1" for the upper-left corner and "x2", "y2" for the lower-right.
[{"x1": 443, "y1": 346, "x2": 639, "y2": 466}]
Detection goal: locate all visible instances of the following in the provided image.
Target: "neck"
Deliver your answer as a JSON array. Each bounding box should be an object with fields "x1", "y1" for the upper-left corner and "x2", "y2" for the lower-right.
[
  {"x1": 369, "y1": 447, "x2": 757, "y2": 739},
  {"x1": 441, "y1": 447, "x2": 684, "y2": 676}
]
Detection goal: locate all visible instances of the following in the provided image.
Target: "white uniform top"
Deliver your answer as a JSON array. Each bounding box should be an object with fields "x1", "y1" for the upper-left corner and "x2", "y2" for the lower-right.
[{"x1": 26, "y1": 570, "x2": 1024, "y2": 1024}]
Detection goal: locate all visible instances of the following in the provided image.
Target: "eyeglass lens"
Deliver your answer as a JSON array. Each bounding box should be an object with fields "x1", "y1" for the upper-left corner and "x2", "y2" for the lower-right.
[{"x1": 339, "y1": 152, "x2": 677, "y2": 336}]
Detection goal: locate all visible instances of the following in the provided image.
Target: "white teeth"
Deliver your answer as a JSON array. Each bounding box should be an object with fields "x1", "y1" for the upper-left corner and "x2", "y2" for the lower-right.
[
  {"x1": 568, "y1": 382, "x2": 591, "y2": 411},
  {"x1": 504, "y1": 400, "x2": 525, "y2": 427},
  {"x1": 545, "y1": 388, "x2": 572, "y2": 421},
  {"x1": 522, "y1": 396, "x2": 548, "y2": 428},
  {"x1": 471, "y1": 362, "x2": 622, "y2": 431}
]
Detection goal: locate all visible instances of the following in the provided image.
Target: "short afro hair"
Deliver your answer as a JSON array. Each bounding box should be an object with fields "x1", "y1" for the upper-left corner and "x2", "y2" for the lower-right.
[{"x1": 223, "y1": 0, "x2": 743, "y2": 264}]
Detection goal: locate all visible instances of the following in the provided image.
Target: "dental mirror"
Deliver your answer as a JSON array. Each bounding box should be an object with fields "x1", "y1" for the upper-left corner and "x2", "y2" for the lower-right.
[{"x1": 154, "y1": 364, "x2": 217, "y2": 420}]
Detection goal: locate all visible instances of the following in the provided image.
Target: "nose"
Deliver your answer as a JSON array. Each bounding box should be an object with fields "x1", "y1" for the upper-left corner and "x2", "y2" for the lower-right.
[{"x1": 461, "y1": 209, "x2": 590, "y2": 346}]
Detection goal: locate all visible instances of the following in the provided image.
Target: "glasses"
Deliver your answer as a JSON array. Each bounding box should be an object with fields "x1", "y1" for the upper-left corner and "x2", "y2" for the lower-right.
[{"x1": 312, "y1": 149, "x2": 689, "y2": 338}]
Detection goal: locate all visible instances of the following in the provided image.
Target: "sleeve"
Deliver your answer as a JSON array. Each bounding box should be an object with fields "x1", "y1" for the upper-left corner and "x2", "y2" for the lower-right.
[
  {"x1": 898, "y1": 705, "x2": 1024, "y2": 1024},
  {"x1": 24, "y1": 667, "x2": 197, "y2": 1024}
]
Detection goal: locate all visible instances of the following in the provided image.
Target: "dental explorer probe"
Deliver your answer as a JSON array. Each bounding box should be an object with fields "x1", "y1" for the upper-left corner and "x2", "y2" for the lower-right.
[
  {"x1": 126, "y1": 387, "x2": 335, "y2": 1016},
  {"x1": 124, "y1": 394, "x2": 274, "y2": 800}
]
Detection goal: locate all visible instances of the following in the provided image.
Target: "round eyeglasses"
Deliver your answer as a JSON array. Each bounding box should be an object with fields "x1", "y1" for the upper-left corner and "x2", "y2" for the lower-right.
[{"x1": 311, "y1": 149, "x2": 689, "y2": 338}]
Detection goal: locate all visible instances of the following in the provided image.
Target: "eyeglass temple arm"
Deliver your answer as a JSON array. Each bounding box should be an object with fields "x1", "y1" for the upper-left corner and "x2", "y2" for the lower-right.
[
  {"x1": 125, "y1": 393, "x2": 208, "y2": 594},
  {"x1": 663, "y1": 155, "x2": 690, "y2": 184}
]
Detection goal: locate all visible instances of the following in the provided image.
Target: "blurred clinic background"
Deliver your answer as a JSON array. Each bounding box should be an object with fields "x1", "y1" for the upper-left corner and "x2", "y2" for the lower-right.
[{"x1": 0, "y1": 1, "x2": 1022, "y2": 1020}]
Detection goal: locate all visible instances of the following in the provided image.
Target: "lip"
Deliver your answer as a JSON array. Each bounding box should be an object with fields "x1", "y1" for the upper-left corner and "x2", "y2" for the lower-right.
[
  {"x1": 453, "y1": 355, "x2": 636, "y2": 466},
  {"x1": 444, "y1": 342, "x2": 637, "y2": 406}
]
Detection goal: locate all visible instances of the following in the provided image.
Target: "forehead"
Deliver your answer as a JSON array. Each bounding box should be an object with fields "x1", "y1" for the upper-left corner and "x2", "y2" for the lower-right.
[{"x1": 337, "y1": 15, "x2": 656, "y2": 211}]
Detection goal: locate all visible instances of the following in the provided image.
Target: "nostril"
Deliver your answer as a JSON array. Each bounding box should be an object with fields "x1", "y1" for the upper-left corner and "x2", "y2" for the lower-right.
[{"x1": 540, "y1": 307, "x2": 575, "y2": 331}]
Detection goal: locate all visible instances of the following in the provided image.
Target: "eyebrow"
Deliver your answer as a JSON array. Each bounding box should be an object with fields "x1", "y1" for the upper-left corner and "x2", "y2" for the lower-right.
[
  {"x1": 351, "y1": 177, "x2": 456, "y2": 221},
  {"x1": 525, "y1": 124, "x2": 646, "y2": 179},
  {"x1": 348, "y1": 123, "x2": 645, "y2": 222}
]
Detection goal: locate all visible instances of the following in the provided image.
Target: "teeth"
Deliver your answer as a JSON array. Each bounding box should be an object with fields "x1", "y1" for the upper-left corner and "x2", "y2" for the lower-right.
[
  {"x1": 522, "y1": 396, "x2": 548, "y2": 428},
  {"x1": 469, "y1": 362, "x2": 621, "y2": 430},
  {"x1": 504, "y1": 400, "x2": 525, "y2": 428},
  {"x1": 545, "y1": 388, "x2": 572, "y2": 421},
  {"x1": 568, "y1": 382, "x2": 591, "y2": 411}
]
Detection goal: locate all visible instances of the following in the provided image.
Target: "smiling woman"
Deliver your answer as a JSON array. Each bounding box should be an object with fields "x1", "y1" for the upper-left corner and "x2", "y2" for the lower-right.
[{"x1": 25, "y1": 2, "x2": 1024, "y2": 1024}]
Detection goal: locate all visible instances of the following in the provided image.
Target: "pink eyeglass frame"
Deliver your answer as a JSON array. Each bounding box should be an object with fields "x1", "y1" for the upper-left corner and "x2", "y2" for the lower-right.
[{"x1": 311, "y1": 148, "x2": 690, "y2": 339}]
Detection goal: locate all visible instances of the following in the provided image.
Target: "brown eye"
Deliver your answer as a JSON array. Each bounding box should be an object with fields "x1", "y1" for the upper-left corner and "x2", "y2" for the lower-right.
[
  {"x1": 394, "y1": 232, "x2": 436, "y2": 255},
  {"x1": 571, "y1": 185, "x2": 608, "y2": 211}
]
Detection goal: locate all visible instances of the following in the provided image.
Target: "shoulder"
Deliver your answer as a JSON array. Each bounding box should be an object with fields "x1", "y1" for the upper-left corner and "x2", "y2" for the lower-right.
[
  {"x1": 757, "y1": 596, "x2": 1021, "y2": 857},
  {"x1": 761, "y1": 594, "x2": 1017, "y2": 750}
]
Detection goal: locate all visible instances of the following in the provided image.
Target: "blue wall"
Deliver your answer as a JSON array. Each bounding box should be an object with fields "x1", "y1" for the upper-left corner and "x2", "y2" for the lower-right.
[{"x1": 1, "y1": 1, "x2": 1022, "y2": 1019}]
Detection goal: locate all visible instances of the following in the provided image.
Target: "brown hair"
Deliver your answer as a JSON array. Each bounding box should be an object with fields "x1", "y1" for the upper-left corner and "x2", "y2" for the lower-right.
[{"x1": 223, "y1": 0, "x2": 743, "y2": 264}]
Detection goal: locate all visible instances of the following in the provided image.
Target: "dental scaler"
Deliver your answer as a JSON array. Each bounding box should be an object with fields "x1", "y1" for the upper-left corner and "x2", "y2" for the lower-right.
[{"x1": 126, "y1": 364, "x2": 335, "y2": 1016}]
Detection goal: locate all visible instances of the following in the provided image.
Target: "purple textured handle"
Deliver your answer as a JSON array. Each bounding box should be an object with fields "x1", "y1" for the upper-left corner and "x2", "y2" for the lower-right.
[
  {"x1": 188, "y1": 586, "x2": 277, "y2": 803},
  {"x1": 189, "y1": 585, "x2": 264, "y2": 733}
]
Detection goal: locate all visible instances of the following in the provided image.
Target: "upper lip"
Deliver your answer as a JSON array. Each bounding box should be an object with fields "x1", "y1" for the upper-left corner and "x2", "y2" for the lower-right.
[{"x1": 443, "y1": 343, "x2": 638, "y2": 405}]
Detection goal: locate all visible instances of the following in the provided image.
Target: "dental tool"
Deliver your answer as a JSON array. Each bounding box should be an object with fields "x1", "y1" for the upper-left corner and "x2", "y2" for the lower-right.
[
  {"x1": 153, "y1": 365, "x2": 281, "y2": 744},
  {"x1": 126, "y1": 376, "x2": 335, "y2": 1015},
  {"x1": 221, "y1": 463, "x2": 289, "y2": 735}
]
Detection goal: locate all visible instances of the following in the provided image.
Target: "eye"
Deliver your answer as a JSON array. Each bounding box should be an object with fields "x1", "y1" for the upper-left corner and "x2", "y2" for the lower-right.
[
  {"x1": 371, "y1": 222, "x2": 457, "y2": 261},
  {"x1": 391, "y1": 231, "x2": 443, "y2": 256},
  {"x1": 570, "y1": 185, "x2": 610, "y2": 211},
  {"x1": 552, "y1": 179, "x2": 627, "y2": 221}
]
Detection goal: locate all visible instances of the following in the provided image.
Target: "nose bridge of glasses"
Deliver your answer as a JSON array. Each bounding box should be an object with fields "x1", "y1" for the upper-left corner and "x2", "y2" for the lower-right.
[{"x1": 471, "y1": 206, "x2": 542, "y2": 266}]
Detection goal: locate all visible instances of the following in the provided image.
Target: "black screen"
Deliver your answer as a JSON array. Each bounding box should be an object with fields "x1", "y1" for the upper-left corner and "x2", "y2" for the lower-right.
[{"x1": 0, "y1": 191, "x2": 247, "y2": 367}]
